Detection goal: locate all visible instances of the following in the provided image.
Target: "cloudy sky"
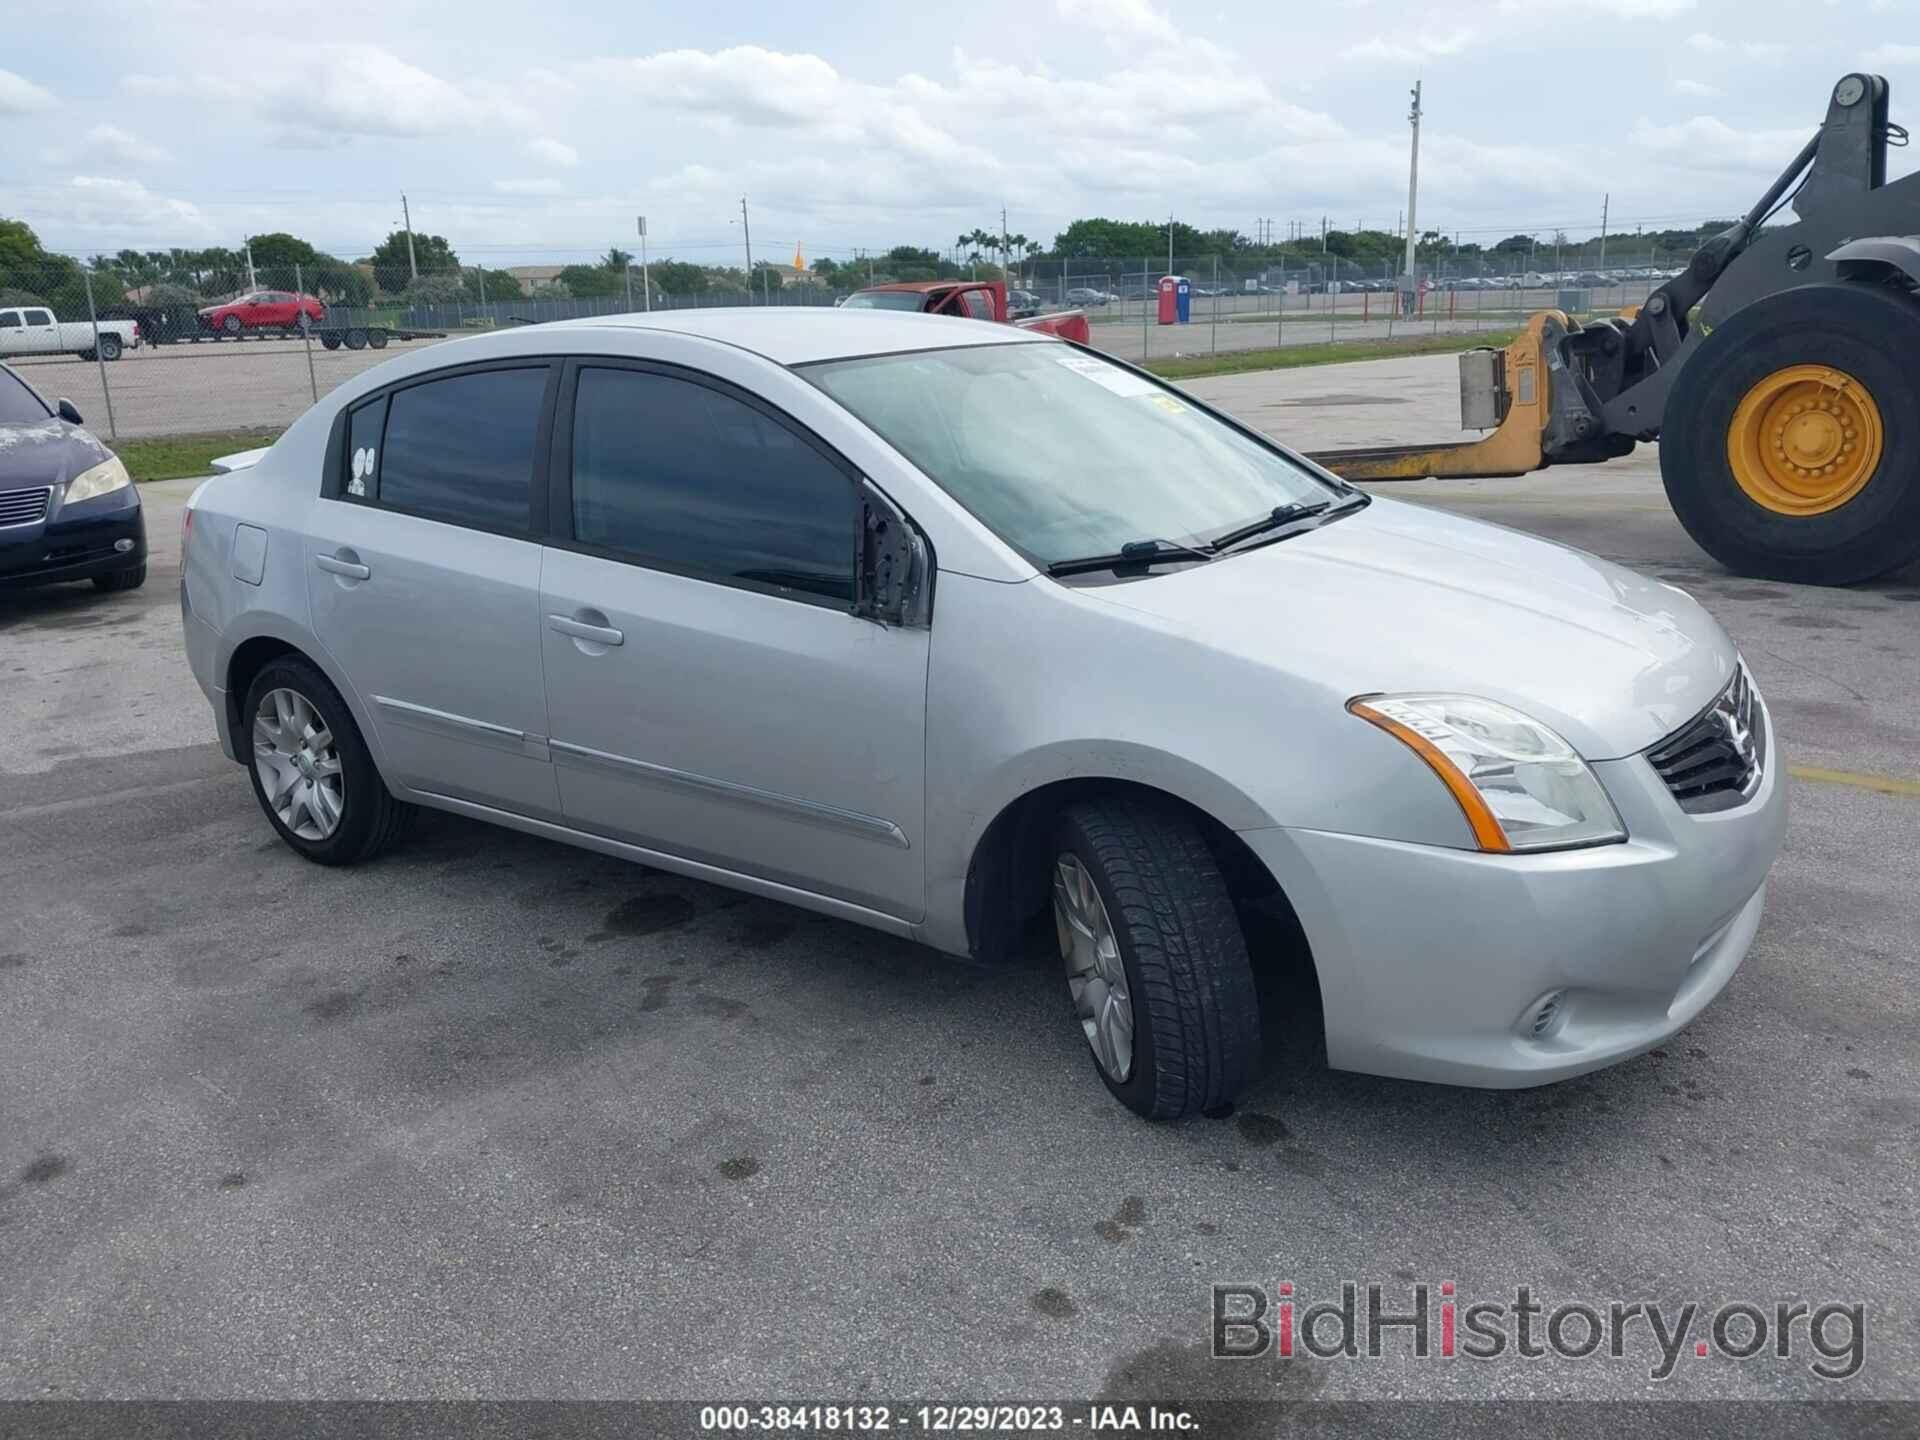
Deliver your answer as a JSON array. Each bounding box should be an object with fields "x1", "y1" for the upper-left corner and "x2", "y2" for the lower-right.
[{"x1": 2, "y1": 0, "x2": 1915, "y2": 265}]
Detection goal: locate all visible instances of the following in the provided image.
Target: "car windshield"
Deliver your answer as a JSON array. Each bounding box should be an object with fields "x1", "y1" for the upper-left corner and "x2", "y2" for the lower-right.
[
  {"x1": 0, "y1": 369, "x2": 51, "y2": 425},
  {"x1": 804, "y1": 342, "x2": 1342, "y2": 566},
  {"x1": 841, "y1": 291, "x2": 927, "y2": 312}
]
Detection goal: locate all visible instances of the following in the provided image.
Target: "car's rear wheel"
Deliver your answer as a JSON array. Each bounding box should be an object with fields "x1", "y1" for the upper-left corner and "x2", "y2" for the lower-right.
[
  {"x1": 243, "y1": 657, "x2": 413, "y2": 865},
  {"x1": 97, "y1": 334, "x2": 122, "y2": 361},
  {"x1": 1051, "y1": 797, "x2": 1261, "y2": 1119},
  {"x1": 92, "y1": 563, "x2": 144, "y2": 592}
]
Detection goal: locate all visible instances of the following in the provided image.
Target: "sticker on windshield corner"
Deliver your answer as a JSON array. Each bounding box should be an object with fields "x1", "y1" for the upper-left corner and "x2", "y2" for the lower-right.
[
  {"x1": 1145, "y1": 394, "x2": 1186, "y2": 415},
  {"x1": 1050, "y1": 352, "x2": 1160, "y2": 397}
]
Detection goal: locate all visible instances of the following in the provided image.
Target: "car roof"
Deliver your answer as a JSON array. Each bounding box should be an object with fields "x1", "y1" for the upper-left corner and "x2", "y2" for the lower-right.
[
  {"x1": 855, "y1": 281, "x2": 961, "y2": 294},
  {"x1": 543, "y1": 306, "x2": 1043, "y2": 366}
]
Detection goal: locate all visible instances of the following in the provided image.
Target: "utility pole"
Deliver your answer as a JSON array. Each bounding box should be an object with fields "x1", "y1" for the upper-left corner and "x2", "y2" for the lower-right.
[
  {"x1": 740, "y1": 196, "x2": 753, "y2": 297},
  {"x1": 244, "y1": 237, "x2": 257, "y2": 290},
  {"x1": 637, "y1": 215, "x2": 651, "y2": 311},
  {"x1": 1598, "y1": 193, "x2": 1610, "y2": 269},
  {"x1": 401, "y1": 193, "x2": 418, "y2": 282},
  {"x1": 1403, "y1": 80, "x2": 1422, "y2": 296},
  {"x1": 1167, "y1": 213, "x2": 1174, "y2": 276},
  {"x1": 1001, "y1": 203, "x2": 1010, "y2": 276}
]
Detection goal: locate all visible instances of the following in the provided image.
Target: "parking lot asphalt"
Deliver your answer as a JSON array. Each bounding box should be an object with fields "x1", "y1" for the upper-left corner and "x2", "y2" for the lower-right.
[{"x1": 1, "y1": 354, "x2": 1916, "y2": 1407}]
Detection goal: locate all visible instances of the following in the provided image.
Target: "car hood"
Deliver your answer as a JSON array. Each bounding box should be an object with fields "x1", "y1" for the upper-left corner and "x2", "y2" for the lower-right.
[
  {"x1": 1080, "y1": 495, "x2": 1736, "y2": 760},
  {"x1": 0, "y1": 420, "x2": 115, "y2": 487}
]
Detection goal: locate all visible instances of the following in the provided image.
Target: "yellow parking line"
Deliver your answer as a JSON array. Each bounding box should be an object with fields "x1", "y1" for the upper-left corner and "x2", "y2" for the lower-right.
[{"x1": 1788, "y1": 765, "x2": 1920, "y2": 798}]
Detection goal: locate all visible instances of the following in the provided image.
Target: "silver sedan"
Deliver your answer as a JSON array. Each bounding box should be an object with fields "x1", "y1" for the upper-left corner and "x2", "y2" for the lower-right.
[{"x1": 180, "y1": 309, "x2": 1784, "y2": 1118}]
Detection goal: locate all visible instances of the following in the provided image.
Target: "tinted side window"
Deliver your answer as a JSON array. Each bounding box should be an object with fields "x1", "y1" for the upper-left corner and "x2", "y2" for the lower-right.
[
  {"x1": 377, "y1": 367, "x2": 547, "y2": 531},
  {"x1": 570, "y1": 367, "x2": 855, "y2": 603},
  {"x1": 344, "y1": 395, "x2": 387, "y2": 498},
  {"x1": 962, "y1": 289, "x2": 995, "y2": 321},
  {"x1": 0, "y1": 311, "x2": 20, "y2": 328}
]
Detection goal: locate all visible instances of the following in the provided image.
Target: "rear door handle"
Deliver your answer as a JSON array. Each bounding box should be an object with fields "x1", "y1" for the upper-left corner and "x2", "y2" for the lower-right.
[
  {"x1": 315, "y1": 553, "x2": 371, "y2": 580},
  {"x1": 547, "y1": 613, "x2": 624, "y2": 647}
]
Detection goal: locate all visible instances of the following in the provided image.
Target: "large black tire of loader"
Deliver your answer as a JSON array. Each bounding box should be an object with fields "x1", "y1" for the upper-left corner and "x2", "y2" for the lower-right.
[{"x1": 1660, "y1": 282, "x2": 1920, "y2": 585}]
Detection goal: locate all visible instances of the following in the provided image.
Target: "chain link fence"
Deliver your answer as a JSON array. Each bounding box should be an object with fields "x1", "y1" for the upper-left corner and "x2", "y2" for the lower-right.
[{"x1": 1, "y1": 251, "x2": 1675, "y2": 442}]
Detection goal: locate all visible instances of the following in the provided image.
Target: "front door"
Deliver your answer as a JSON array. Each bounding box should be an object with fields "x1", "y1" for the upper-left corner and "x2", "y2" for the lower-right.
[
  {"x1": 306, "y1": 362, "x2": 560, "y2": 819},
  {"x1": 539, "y1": 361, "x2": 928, "y2": 920}
]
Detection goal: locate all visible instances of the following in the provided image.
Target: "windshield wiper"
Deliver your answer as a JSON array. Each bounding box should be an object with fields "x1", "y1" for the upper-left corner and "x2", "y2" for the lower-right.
[
  {"x1": 1045, "y1": 537, "x2": 1213, "y2": 578},
  {"x1": 1206, "y1": 499, "x2": 1334, "y2": 553}
]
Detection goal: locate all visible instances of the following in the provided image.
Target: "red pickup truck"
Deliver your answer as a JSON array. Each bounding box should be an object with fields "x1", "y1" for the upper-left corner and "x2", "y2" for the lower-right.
[{"x1": 841, "y1": 280, "x2": 1090, "y2": 344}]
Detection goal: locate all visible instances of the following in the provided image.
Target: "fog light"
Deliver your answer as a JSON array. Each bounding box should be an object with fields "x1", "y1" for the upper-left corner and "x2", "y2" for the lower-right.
[
  {"x1": 114, "y1": 538, "x2": 134, "y2": 553},
  {"x1": 1521, "y1": 989, "x2": 1567, "y2": 1041}
]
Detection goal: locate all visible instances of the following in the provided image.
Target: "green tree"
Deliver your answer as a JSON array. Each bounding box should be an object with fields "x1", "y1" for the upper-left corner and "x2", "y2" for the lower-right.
[
  {"x1": 556, "y1": 263, "x2": 624, "y2": 297},
  {"x1": 649, "y1": 260, "x2": 709, "y2": 296},
  {"x1": 401, "y1": 274, "x2": 468, "y2": 305},
  {"x1": 368, "y1": 230, "x2": 459, "y2": 294},
  {"x1": 602, "y1": 247, "x2": 633, "y2": 271}
]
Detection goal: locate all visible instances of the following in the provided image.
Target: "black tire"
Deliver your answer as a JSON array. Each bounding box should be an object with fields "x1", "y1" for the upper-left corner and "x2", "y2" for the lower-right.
[
  {"x1": 320, "y1": 332, "x2": 343, "y2": 351},
  {"x1": 92, "y1": 563, "x2": 145, "y2": 592},
  {"x1": 367, "y1": 328, "x2": 389, "y2": 349},
  {"x1": 221, "y1": 313, "x2": 242, "y2": 336},
  {"x1": 1052, "y1": 797, "x2": 1261, "y2": 1119},
  {"x1": 343, "y1": 328, "x2": 368, "y2": 350},
  {"x1": 76, "y1": 349, "x2": 95, "y2": 362},
  {"x1": 242, "y1": 656, "x2": 413, "y2": 866},
  {"x1": 1660, "y1": 283, "x2": 1920, "y2": 584},
  {"x1": 97, "y1": 334, "x2": 122, "y2": 361}
]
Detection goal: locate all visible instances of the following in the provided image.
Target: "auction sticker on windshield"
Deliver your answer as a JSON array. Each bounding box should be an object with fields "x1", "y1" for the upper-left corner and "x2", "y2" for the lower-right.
[{"x1": 1051, "y1": 351, "x2": 1159, "y2": 397}]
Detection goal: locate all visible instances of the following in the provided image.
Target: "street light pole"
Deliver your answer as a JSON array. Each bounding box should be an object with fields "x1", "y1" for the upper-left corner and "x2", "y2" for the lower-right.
[
  {"x1": 1403, "y1": 80, "x2": 1422, "y2": 304},
  {"x1": 401, "y1": 193, "x2": 418, "y2": 282}
]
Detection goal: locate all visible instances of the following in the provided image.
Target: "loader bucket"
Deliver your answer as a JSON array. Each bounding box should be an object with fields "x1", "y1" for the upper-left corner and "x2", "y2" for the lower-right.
[{"x1": 1305, "y1": 312, "x2": 1564, "y2": 481}]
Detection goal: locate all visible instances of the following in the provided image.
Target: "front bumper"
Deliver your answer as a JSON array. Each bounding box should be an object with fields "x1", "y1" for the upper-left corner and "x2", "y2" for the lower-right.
[
  {"x1": 0, "y1": 487, "x2": 146, "y2": 588},
  {"x1": 1241, "y1": 700, "x2": 1786, "y2": 1087}
]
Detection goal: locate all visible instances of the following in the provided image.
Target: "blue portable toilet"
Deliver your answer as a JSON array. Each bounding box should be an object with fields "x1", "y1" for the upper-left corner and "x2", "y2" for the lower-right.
[{"x1": 1175, "y1": 276, "x2": 1192, "y2": 323}]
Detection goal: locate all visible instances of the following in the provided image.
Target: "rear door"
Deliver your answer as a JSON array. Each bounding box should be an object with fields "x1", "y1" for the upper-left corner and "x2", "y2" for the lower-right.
[
  {"x1": 305, "y1": 360, "x2": 562, "y2": 819},
  {"x1": 539, "y1": 359, "x2": 929, "y2": 920}
]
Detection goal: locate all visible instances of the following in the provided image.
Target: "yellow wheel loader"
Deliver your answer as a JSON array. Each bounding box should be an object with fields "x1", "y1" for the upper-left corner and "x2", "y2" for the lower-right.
[{"x1": 1311, "y1": 73, "x2": 1920, "y2": 586}]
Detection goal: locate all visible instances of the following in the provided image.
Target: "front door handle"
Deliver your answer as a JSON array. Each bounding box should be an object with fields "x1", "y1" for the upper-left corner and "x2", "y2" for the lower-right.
[
  {"x1": 315, "y1": 552, "x2": 371, "y2": 580},
  {"x1": 547, "y1": 613, "x2": 624, "y2": 647}
]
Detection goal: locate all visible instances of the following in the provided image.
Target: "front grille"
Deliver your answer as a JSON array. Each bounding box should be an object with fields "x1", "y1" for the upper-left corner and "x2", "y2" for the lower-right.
[
  {"x1": 1646, "y1": 667, "x2": 1767, "y2": 813},
  {"x1": 0, "y1": 486, "x2": 51, "y2": 528}
]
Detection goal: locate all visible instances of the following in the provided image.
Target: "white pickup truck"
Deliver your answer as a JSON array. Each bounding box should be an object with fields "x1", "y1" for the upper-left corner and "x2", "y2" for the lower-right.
[{"x1": 0, "y1": 305, "x2": 139, "y2": 361}]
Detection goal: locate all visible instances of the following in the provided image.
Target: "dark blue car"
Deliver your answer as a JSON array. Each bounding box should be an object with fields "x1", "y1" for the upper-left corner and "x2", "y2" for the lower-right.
[{"x1": 0, "y1": 362, "x2": 146, "y2": 593}]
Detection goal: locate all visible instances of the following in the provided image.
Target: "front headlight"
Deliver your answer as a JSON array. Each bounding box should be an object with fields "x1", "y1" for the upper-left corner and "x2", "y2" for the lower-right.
[
  {"x1": 1348, "y1": 693, "x2": 1626, "y2": 853},
  {"x1": 65, "y1": 456, "x2": 131, "y2": 505}
]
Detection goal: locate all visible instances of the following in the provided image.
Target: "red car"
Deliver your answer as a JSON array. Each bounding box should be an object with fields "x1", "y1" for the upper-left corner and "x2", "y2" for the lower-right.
[{"x1": 198, "y1": 290, "x2": 326, "y2": 336}]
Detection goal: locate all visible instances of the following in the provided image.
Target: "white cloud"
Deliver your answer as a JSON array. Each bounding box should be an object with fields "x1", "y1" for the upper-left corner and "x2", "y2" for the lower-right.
[
  {"x1": 494, "y1": 178, "x2": 565, "y2": 195},
  {"x1": 1670, "y1": 78, "x2": 1721, "y2": 97},
  {"x1": 0, "y1": 67, "x2": 54, "y2": 113},
  {"x1": 525, "y1": 137, "x2": 579, "y2": 168},
  {"x1": 1686, "y1": 32, "x2": 1726, "y2": 51},
  {"x1": 126, "y1": 44, "x2": 524, "y2": 142},
  {"x1": 1865, "y1": 42, "x2": 1920, "y2": 62},
  {"x1": 1342, "y1": 29, "x2": 1477, "y2": 63},
  {"x1": 73, "y1": 123, "x2": 171, "y2": 168},
  {"x1": 1629, "y1": 115, "x2": 1816, "y2": 168},
  {"x1": 1501, "y1": 0, "x2": 1693, "y2": 12},
  {"x1": 1054, "y1": 0, "x2": 1178, "y2": 43},
  {"x1": 1740, "y1": 41, "x2": 1787, "y2": 60},
  {"x1": 50, "y1": 176, "x2": 213, "y2": 240}
]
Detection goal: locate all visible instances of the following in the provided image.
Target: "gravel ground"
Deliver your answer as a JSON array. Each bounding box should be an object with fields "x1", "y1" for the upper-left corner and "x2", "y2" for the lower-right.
[{"x1": 0, "y1": 353, "x2": 1915, "y2": 1414}]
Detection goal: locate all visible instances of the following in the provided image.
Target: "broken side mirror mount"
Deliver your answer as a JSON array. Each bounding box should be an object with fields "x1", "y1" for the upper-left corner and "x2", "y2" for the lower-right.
[{"x1": 855, "y1": 479, "x2": 932, "y2": 629}]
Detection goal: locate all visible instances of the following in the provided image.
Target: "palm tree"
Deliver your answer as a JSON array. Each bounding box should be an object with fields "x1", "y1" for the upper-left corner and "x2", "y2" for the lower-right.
[{"x1": 602, "y1": 247, "x2": 634, "y2": 272}]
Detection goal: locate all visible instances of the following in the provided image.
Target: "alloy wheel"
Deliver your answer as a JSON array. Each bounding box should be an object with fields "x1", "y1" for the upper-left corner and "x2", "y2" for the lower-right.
[
  {"x1": 253, "y1": 687, "x2": 344, "y2": 841},
  {"x1": 1052, "y1": 852, "x2": 1134, "y2": 1083}
]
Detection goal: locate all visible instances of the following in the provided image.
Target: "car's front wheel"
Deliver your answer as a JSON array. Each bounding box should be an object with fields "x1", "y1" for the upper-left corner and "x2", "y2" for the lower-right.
[
  {"x1": 1051, "y1": 798, "x2": 1261, "y2": 1119},
  {"x1": 243, "y1": 657, "x2": 413, "y2": 865}
]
